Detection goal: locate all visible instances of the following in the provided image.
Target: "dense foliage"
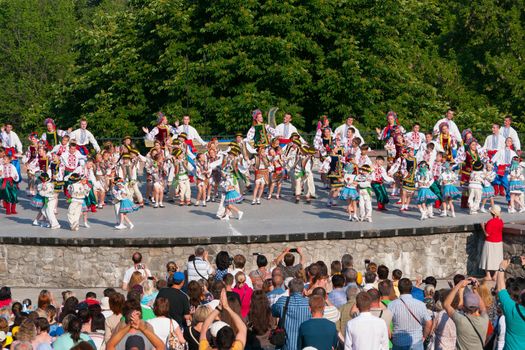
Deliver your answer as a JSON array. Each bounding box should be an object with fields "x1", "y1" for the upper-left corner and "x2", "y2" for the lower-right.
[{"x1": 1, "y1": 0, "x2": 524, "y2": 138}]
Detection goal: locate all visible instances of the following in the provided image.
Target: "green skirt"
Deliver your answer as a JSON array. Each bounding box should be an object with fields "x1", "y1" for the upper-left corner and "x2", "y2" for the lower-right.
[
  {"x1": 429, "y1": 181, "x2": 443, "y2": 201},
  {"x1": 0, "y1": 179, "x2": 18, "y2": 203},
  {"x1": 371, "y1": 182, "x2": 389, "y2": 204}
]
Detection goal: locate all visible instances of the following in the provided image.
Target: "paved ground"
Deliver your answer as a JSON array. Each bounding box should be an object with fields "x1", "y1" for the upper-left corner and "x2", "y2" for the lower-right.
[{"x1": 2, "y1": 177, "x2": 525, "y2": 238}]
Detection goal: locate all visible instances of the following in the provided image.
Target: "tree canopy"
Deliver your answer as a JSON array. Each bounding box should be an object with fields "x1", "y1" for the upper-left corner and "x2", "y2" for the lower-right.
[{"x1": 0, "y1": 0, "x2": 523, "y2": 138}]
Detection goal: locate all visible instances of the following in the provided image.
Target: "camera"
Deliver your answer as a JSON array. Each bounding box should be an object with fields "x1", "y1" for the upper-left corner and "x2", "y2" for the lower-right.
[
  {"x1": 136, "y1": 264, "x2": 145, "y2": 270},
  {"x1": 510, "y1": 256, "x2": 522, "y2": 265},
  {"x1": 364, "y1": 259, "x2": 371, "y2": 265},
  {"x1": 289, "y1": 248, "x2": 298, "y2": 253}
]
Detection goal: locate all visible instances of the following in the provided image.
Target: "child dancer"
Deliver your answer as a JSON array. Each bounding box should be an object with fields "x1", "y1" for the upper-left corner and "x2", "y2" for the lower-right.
[
  {"x1": 31, "y1": 173, "x2": 49, "y2": 226},
  {"x1": 508, "y1": 157, "x2": 525, "y2": 213},
  {"x1": 195, "y1": 153, "x2": 210, "y2": 207},
  {"x1": 321, "y1": 145, "x2": 345, "y2": 207},
  {"x1": 356, "y1": 164, "x2": 373, "y2": 222},
  {"x1": 339, "y1": 163, "x2": 360, "y2": 221},
  {"x1": 439, "y1": 162, "x2": 461, "y2": 217},
  {"x1": 371, "y1": 156, "x2": 393, "y2": 210},
  {"x1": 415, "y1": 161, "x2": 438, "y2": 220},
  {"x1": 172, "y1": 149, "x2": 191, "y2": 206},
  {"x1": 468, "y1": 161, "x2": 484, "y2": 214},
  {"x1": 480, "y1": 162, "x2": 496, "y2": 213},
  {"x1": 219, "y1": 168, "x2": 244, "y2": 221},
  {"x1": 39, "y1": 172, "x2": 60, "y2": 229},
  {"x1": 267, "y1": 147, "x2": 284, "y2": 200},
  {"x1": 66, "y1": 173, "x2": 90, "y2": 231},
  {"x1": 24, "y1": 133, "x2": 40, "y2": 196},
  {"x1": 113, "y1": 177, "x2": 139, "y2": 229},
  {"x1": 149, "y1": 153, "x2": 167, "y2": 208},
  {"x1": 252, "y1": 146, "x2": 270, "y2": 205}
]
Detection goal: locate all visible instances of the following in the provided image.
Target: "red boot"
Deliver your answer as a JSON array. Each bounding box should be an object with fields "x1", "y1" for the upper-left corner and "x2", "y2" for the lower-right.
[
  {"x1": 90, "y1": 204, "x2": 97, "y2": 213},
  {"x1": 377, "y1": 202, "x2": 384, "y2": 211},
  {"x1": 5, "y1": 203, "x2": 11, "y2": 215},
  {"x1": 435, "y1": 200, "x2": 442, "y2": 209},
  {"x1": 493, "y1": 185, "x2": 500, "y2": 196},
  {"x1": 499, "y1": 185, "x2": 506, "y2": 197},
  {"x1": 10, "y1": 203, "x2": 17, "y2": 215}
]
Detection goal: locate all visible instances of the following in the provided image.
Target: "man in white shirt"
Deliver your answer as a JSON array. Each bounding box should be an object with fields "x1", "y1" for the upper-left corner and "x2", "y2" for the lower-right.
[
  {"x1": 345, "y1": 291, "x2": 389, "y2": 350},
  {"x1": 69, "y1": 118, "x2": 101, "y2": 155},
  {"x1": 1, "y1": 123, "x2": 24, "y2": 181},
  {"x1": 334, "y1": 116, "x2": 363, "y2": 145},
  {"x1": 274, "y1": 113, "x2": 304, "y2": 144},
  {"x1": 186, "y1": 247, "x2": 214, "y2": 282},
  {"x1": 175, "y1": 115, "x2": 207, "y2": 147},
  {"x1": 405, "y1": 123, "x2": 426, "y2": 153},
  {"x1": 432, "y1": 109, "x2": 462, "y2": 142},
  {"x1": 483, "y1": 123, "x2": 505, "y2": 159},
  {"x1": 500, "y1": 115, "x2": 521, "y2": 152},
  {"x1": 122, "y1": 252, "x2": 152, "y2": 291}
]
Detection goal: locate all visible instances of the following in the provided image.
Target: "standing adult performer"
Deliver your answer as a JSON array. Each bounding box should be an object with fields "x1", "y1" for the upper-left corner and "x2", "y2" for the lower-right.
[
  {"x1": 245, "y1": 109, "x2": 276, "y2": 148},
  {"x1": 491, "y1": 137, "x2": 517, "y2": 202},
  {"x1": 434, "y1": 122, "x2": 458, "y2": 164},
  {"x1": 174, "y1": 115, "x2": 207, "y2": 153},
  {"x1": 483, "y1": 123, "x2": 505, "y2": 160},
  {"x1": 143, "y1": 112, "x2": 177, "y2": 147},
  {"x1": 334, "y1": 116, "x2": 363, "y2": 146},
  {"x1": 41, "y1": 118, "x2": 69, "y2": 151},
  {"x1": 405, "y1": 123, "x2": 426, "y2": 154},
  {"x1": 376, "y1": 111, "x2": 405, "y2": 145},
  {"x1": 456, "y1": 136, "x2": 481, "y2": 209},
  {"x1": 500, "y1": 115, "x2": 521, "y2": 153},
  {"x1": 275, "y1": 113, "x2": 304, "y2": 146},
  {"x1": 0, "y1": 123, "x2": 23, "y2": 182},
  {"x1": 432, "y1": 109, "x2": 462, "y2": 143},
  {"x1": 69, "y1": 118, "x2": 101, "y2": 155}
]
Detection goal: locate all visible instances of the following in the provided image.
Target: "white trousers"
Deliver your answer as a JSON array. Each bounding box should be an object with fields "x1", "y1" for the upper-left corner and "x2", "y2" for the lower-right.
[
  {"x1": 359, "y1": 190, "x2": 372, "y2": 220},
  {"x1": 43, "y1": 197, "x2": 59, "y2": 228},
  {"x1": 468, "y1": 188, "x2": 482, "y2": 211},
  {"x1": 67, "y1": 201, "x2": 83, "y2": 229},
  {"x1": 179, "y1": 179, "x2": 191, "y2": 201}
]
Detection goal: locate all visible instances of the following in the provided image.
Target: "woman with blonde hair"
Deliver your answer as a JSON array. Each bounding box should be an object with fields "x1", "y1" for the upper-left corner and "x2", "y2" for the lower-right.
[
  {"x1": 184, "y1": 305, "x2": 210, "y2": 350},
  {"x1": 141, "y1": 279, "x2": 158, "y2": 307},
  {"x1": 478, "y1": 279, "x2": 497, "y2": 324},
  {"x1": 128, "y1": 271, "x2": 144, "y2": 290}
]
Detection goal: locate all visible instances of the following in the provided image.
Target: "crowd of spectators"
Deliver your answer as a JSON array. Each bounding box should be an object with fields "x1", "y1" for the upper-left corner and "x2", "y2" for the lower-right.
[{"x1": 1, "y1": 248, "x2": 524, "y2": 350}]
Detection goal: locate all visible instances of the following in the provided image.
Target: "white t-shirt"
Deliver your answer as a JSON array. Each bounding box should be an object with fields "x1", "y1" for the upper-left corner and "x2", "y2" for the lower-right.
[
  {"x1": 147, "y1": 317, "x2": 180, "y2": 343},
  {"x1": 123, "y1": 265, "x2": 152, "y2": 284}
]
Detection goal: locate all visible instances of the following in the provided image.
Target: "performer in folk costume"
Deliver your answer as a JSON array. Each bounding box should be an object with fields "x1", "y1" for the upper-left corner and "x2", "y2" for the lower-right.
[
  {"x1": 0, "y1": 153, "x2": 20, "y2": 215},
  {"x1": 357, "y1": 144, "x2": 373, "y2": 168},
  {"x1": 172, "y1": 148, "x2": 192, "y2": 206},
  {"x1": 334, "y1": 116, "x2": 363, "y2": 147},
  {"x1": 251, "y1": 146, "x2": 270, "y2": 205},
  {"x1": 508, "y1": 157, "x2": 525, "y2": 213},
  {"x1": 405, "y1": 123, "x2": 426, "y2": 154},
  {"x1": 23, "y1": 133, "x2": 40, "y2": 196},
  {"x1": 143, "y1": 112, "x2": 177, "y2": 147},
  {"x1": 323, "y1": 142, "x2": 345, "y2": 207},
  {"x1": 149, "y1": 152, "x2": 168, "y2": 208},
  {"x1": 49, "y1": 152, "x2": 64, "y2": 215},
  {"x1": 30, "y1": 172, "x2": 48, "y2": 225},
  {"x1": 415, "y1": 161, "x2": 438, "y2": 220},
  {"x1": 0, "y1": 124, "x2": 23, "y2": 182},
  {"x1": 314, "y1": 127, "x2": 334, "y2": 158},
  {"x1": 113, "y1": 177, "x2": 139, "y2": 230},
  {"x1": 51, "y1": 135, "x2": 70, "y2": 156},
  {"x1": 491, "y1": 137, "x2": 517, "y2": 202},
  {"x1": 467, "y1": 161, "x2": 484, "y2": 215},
  {"x1": 371, "y1": 156, "x2": 393, "y2": 210},
  {"x1": 456, "y1": 136, "x2": 481, "y2": 209},
  {"x1": 81, "y1": 159, "x2": 99, "y2": 213},
  {"x1": 218, "y1": 167, "x2": 244, "y2": 221},
  {"x1": 428, "y1": 151, "x2": 444, "y2": 214},
  {"x1": 376, "y1": 111, "x2": 405, "y2": 145},
  {"x1": 69, "y1": 118, "x2": 101, "y2": 155},
  {"x1": 174, "y1": 115, "x2": 208, "y2": 152},
  {"x1": 195, "y1": 153, "x2": 211, "y2": 207},
  {"x1": 294, "y1": 145, "x2": 316, "y2": 204},
  {"x1": 118, "y1": 149, "x2": 145, "y2": 207},
  {"x1": 206, "y1": 148, "x2": 221, "y2": 202},
  {"x1": 339, "y1": 163, "x2": 360, "y2": 221},
  {"x1": 480, "y1": 162, "x2": 497, "y2": 213},
  {"x1": 61, "y1": 141, "x2": 86, "y2": 198},
  {"x1": 434, "y1": 122, "x2": 458, "y2": 164},
  {"x1": 33, "y1": 173, "x2": 60, "y2": 229},
  {"x1": 267, "y1": 146, "x2": 284, "y2": 200},
  {"x1": 439, "y1": 162, "x2": 461, "y2": 218},
  {"x1": 356, "y1": 164, "x2": 374, "y2": 222},
  {"x1": 483, "y1": 123, "x2": 505, "y2": 160},
  {"x1": 66, "y1": 173, "x2": 90, "y2": 231},
  {"x1": 41, "y1": 118, "x2": 68, "y2": 151},
  {"x1": 385, "y1": 127, "x2": 406, "y2": 197},
  {"x1": 245, "y1": 109, "x2": 276, "y2": 148},
  {"x1": 390, "y1": 147, "x2": 418, "y2": 211}
]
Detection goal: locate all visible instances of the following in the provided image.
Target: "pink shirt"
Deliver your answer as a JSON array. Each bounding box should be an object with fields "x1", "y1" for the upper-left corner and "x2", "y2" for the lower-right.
[{"x1": 232, "y1": 284, "x2": 253, "y2": 318}]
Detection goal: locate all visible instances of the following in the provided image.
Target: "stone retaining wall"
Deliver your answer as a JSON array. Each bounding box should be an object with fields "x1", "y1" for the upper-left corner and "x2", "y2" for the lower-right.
[{"x1": 1, "y1": 232, "x2": 473, "y2": 288}]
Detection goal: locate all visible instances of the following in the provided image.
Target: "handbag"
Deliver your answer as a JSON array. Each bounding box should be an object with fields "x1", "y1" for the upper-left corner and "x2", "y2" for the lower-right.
[
  {"x1": 166, "y1": 318, "x2": 187, "y2": 350},
  {"x1": 269, "y1": 296, "x2": 290, "y2": 347}
]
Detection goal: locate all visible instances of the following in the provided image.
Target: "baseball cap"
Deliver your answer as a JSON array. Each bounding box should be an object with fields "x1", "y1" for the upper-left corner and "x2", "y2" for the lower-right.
[
  {"x1": 463, "y1": 289, "x2": 480, "y2": 310},
  {"x1": 125, "y1": 335, "x2": 145, "y2": 350},
  {"x1": 173, "y1": 272, "x2": 185, "y2": 283}
]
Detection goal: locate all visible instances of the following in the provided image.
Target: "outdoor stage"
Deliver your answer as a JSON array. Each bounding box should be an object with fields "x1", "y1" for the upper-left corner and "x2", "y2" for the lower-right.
[{"x1": 0, "y1": 182, "x2": 524, "y2": 288}]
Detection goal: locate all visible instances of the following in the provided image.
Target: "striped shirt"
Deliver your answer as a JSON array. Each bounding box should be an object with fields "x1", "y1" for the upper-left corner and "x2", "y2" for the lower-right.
[
  {"x1": 388, "y1": 294, "x2": 431, "y2": 347},
  {"x1": 272, "y1": 293, "x2": 311, "y2": 350},
  {"x1": 328, "y1": 288, "x2": 347, "y2": 308},
  {"x1": 186, "y1": 257, "x2": 214, "y2": 282}
]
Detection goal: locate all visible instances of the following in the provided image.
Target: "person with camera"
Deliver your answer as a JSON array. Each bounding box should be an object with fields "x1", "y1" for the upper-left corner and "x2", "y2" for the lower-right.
[
  {"x1": 495, "y1": 258, "x2": 525, "y2": 350},
  {"x1": 187, "y1": 247, "x2": 214, "y2": 282},
  {"x1": 443, "y1": 277, "x2": 488, "y2": 350},
  {"x1": 479, "y1": 205, "x2": 504, "y2": 281},
  {"x1": 273, "y1": 248, "x2": 306, "y2": 280},
  {"x1": 122, "y1": 252, "x2": 151, "y2": 292}
]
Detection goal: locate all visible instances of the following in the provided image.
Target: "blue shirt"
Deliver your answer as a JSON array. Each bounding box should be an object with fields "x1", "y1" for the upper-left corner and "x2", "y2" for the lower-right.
[
  {"x1": 328, "y1": 288, "x2": 347, "y2": 308},
  {"x1": 298, "y1": 318, "x2": 338, "y2": 350},
  {"x1": 498, "y1": 289, "x2": 525, "y2": 350},
  {"x1": 388, "y1": 294, "x2": 431, "y2": 347},
  {"x1": 272, "y1": 293, "x2": 311, "y2": 350},
  {"x1": 411, "y1": 287, "x2": 424, "y2": 301}
]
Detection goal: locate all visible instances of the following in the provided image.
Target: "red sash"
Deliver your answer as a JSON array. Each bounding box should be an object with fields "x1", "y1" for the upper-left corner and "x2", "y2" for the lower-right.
[
  {"x1": 487, "y1": 150, "x2": 497, "y2": 158},
  {"x1": 4, "y1": 147, "x2": 17, "y2": 159},
  {"x1": 279, "y1": 138, "x2": 291, "y2": 144},
  {"x1": 184, "y1": 139, "x2": 196, "y2": 154},
  {"x1": 497, "y1": 164, "x2": 508, "y2": 176}
]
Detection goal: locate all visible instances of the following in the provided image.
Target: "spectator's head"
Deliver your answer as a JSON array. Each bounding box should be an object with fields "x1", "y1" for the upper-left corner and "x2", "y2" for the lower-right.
[
  {"x1": 131, "y1": 252, "x2": 142, "y2": 264},
  {"x1": 153, "y1": 297, "x2": 170, "y2": 317},
  {"x1": 330, "y1": 260, "x2": 342, "y2": 275},
  {"x1": 129, "y1": 271, "x2": 144, "y2": 290},
  {"x1": 341, "y1": 254, "x2": 354, "y2": 269},
  {"x1": 233, "y1": 255, "x2": 246, "y2": 269},
  {"x1": 188, "y1": 281, "x2": 204, "y2": 307},
  {"x1": 346, "y1": 286, "x2": 359, "y2": 303},
  {"x1": 367, "y1": 288, "x2": 381, "y2": 307},
  {"x1": 234, "y1": 272, "x2": 247, "y2": 287},
  {"x1": 45, "y1": 305, "x2": 57, "y2": 324},
  {"x1": 377, "y1": 265, "x2": 389, "y2": 280},
  {"x1": 60, "y1": 296, "x2": 79, "y2": 321},
  {"x1": 283, "y1": 253, "x2": 295, "y2": 267},
  {"x1": 210, "y1": 281, "x2": 226, "y2": 300},
  {"x1": 272, "y1": 268, "x2": 284, "y2": 288},
  {"x1": 223, "y1": 274, "x2": 234, "y2": 288},
  {"x1": 62, "y1": 290, "x2": 74, "y2": 303},
  {"x1": 309, "y1": 295, "x2": 325, "y2": 315},
  {"x1": 85, "y1": 292, "x2": 97, "y2": 300},
  {"x1": 37, "y1": 290, "x2": 52, "y2": 310},
  {"x1": 424, "y1": 285, "x2": 435, "y2": 299},
  {"x1": 367, "y1": 262, "x2": 378, "y2": 274},
  {"x1": 311, "y1": 287, "x2": 327, "y2": 300},
  {"x1": 34, "y1": 317, "x2": 49, "y2": 335},
  {"x1": 332, "y1": 274, "x2": 345, "y2": 289},
  {"x1": 364, "y1": 272, "x2": 376, "y2": 284},
  {"x1": 125, "y1": 335, "x2": 146, "y2": 350},
  {"x1": 192, "y1": 305, "x2": 211, "y2": 326},
  {"x1": 247, "y1": 290, "x2": 272, "y2": 334},
  {"x1": 109, "y1": 292, "x2": 125, "y2": 316},
  {"x1": 288, "y1": 278, "x2": 305, "y2": 293},
  {"x1": 398, "y1": 278, "x2": 413, "y2": 295},
  {"x1": 91, "y1": 313, "x2": 105, "y2": 332},
  {"x1": 378, "y1": 280, "x2": 394, "y2": 300},
  {"x1": 167, "y1": 272, "x2": 185, "y2": 288},
  {"x1": 12, "y1": 342, "x2": 32, "y2": 350},
  {"x1": 123, "y1": 300, "x2": 142, "y2": 324},
  {"x1": 463, "y1": 289, "x2": 481, "y2": 315},
  {"x1": 214, "y1": 323, "x2": 236, "y2": 350},
  {"x1": 453, "y1": 274, "x2": 465, "y2": 286},
  {"x1": 16, "y1": 319, "x2": 37, "y2": 342},
  {"x1": 67, "y1": 316, "x2": 83, "y2": 343},
  {"x1": 142, "y1": 279, "x2": 156, "y2": 297},
  {"x1": 103, "y1": 288, "x2": 116, "y2": 297},
  {"x1": 356, "y1": 291, "x2": 372, "y2": 313},
  {"x1": 344, "y1": 268, "x2": 358, "y2": 285},
  {"x1": 215, "y1": 251, "x2": 231, "y2": 270},
  {"x1": 392, "y1": 269, "x2": 402, "y2": 281},
  {"x1": 423, "y1": 276, "x2": 437, "y2": 287},
  {"x1": 256, "y1": 254, "x2": 268, "y2": 268},
  {"x1": 195, "y1": 247, "x2": 205, "y2": 258}
]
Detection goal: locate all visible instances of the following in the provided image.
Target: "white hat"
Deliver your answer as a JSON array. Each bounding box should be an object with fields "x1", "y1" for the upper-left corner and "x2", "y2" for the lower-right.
[
  {"x1": 100, "y1": 297, "x2": 110, "y2": 311},
  {"x1": 205, "y1": 300, "x2": 220, "y2": 310},
  {"x1": 209, "y1": 321, "x2": 230, "y2": 338},
  {"x1": 490, "y1": 205, "x2": 501, "y2": 217}
]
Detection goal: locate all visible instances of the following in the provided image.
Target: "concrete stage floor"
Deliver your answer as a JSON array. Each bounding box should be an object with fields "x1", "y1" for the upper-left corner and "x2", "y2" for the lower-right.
[{"x1": 1, "y1": 179, "x2": 524, "y2": 241}]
